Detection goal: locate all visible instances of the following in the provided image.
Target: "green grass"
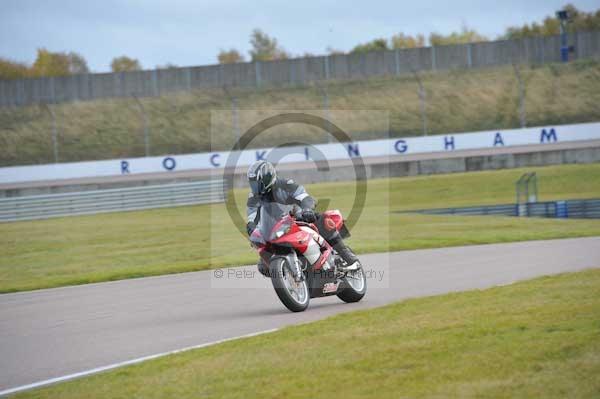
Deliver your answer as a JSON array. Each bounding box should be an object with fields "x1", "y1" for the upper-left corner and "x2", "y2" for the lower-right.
[
  {"x1": 1, "y1": 163, "x2": 600, "y2": 293},
  {"x1": 13, "y1": 268, "x2": 600, "y2": 399},
  {"x1": 1, "y1": 60, "x2": 600, "y2": 166}
]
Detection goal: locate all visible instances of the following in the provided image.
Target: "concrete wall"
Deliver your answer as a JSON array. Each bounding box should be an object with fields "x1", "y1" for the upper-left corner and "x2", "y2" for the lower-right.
[
  {"x1": 3, "y1": 145, "x2": 599, "y2": 198},
  {"x1": 1, "y1": 31, "x2": 599, "y2": 107}
]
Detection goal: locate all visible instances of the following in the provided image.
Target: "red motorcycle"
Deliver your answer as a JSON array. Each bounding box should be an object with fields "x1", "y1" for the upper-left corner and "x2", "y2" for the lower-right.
[{"x1": 250, "y1": 202, "x2": 367, "y2": 312}]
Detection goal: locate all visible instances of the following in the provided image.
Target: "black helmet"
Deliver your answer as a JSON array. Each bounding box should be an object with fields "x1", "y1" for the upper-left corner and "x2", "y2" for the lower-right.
[{"x1": 247, "y1": 161, "x2": 277, "y2": 196}]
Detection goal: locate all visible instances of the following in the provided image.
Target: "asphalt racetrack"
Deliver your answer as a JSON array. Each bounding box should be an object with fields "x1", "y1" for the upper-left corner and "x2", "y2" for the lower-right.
[{"x1": 1, "y1": 237, "x2": 599, "y2": 394}]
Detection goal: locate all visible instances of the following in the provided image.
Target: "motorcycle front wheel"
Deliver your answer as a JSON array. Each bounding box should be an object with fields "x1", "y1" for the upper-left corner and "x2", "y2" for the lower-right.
[{"x1": 270, "y1": 258, "x2": 310, "y2": 312}]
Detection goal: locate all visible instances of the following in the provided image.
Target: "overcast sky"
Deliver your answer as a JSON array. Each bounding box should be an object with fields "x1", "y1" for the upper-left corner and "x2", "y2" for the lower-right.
[{"x1": 1, "y1": 0, "x2": 598, "y2": 72}]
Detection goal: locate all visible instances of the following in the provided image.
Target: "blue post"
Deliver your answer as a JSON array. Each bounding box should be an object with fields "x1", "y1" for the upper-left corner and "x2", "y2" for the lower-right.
[
  {"x1": 557, "y1": 11, "x2": 570, "y2": 62},
  {"x1": 560, "y1": 32, "x2": 569, "y2": 62}
]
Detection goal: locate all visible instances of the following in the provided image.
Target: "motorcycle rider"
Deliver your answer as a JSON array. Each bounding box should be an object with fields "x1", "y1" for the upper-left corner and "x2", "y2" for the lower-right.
[{"x1": 245, "y1": 160, "x2": 359, "y2": 277}]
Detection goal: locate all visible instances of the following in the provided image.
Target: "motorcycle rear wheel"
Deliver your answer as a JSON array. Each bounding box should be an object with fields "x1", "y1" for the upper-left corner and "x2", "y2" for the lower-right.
[
  {"x1": 337, "y1": 265, "x2": 367, "y2": 303},
  {"x1": 270, "y1": 258, "x2": 310, "y2": 312}
]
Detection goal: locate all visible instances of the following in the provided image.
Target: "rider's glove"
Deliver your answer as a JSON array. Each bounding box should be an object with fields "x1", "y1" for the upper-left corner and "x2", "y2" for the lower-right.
[
  {"x1": 301, "y1": 209, "x2": 317, "y2": 223},
  {"x1": 246, "y1": 221, "x2": 256, "y2": 236}
]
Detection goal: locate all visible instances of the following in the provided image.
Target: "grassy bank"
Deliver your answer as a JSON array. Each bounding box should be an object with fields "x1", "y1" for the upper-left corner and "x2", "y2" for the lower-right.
[
  {"x1": 1, "y1": 60, "x2": 600, "y2": 166},
  {"x1": 1, "y1": 163, "x2": 599, "y2": 293},
  {"x1": 13, "y1": 268, "x2": 600, "y2": 398}
]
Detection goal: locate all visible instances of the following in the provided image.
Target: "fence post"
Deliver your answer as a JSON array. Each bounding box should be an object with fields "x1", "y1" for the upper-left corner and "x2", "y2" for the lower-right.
[
  {"x1": 49, "y1": 77, "x2": 57, "y2": 103},
  {"x1": 255, "y1": 62, "x2": 262, "y2": 87},
  {"x1": 315, "y1": 82, "x2": 332, "y2": 143},
  {"x1": 222, "y1": 86, "x2": 240, "y2": 149},
  {"x1": 0, "y1": 81, "x2": 5, "y2": 107},
  {"x1": 112, "y1": 72, "x2": 123, "y2": 97},
  {"x1": 151, "y1": 70, "x2": 159, "y2": 96},
  {"x1": 18, "y1": 79, "x2": 26, "y2": 106},
  {"x1": 42, "y1": 103, "x2": 59, "y2": 163},
  {"x1": 132, "y1": 94, "x2": 150, "y2": 156},
  {"x1": 324, "y1": 56, "x2": 331, "y2": 80},
  {"x1": 412, "y1": 69, "x2": 428, "y2": 136},
  {"x1": 512, "y1": 63, "x2": 527, "y2": 128},
  {"x1": 466, "y1": 44, "x2": 473, "y2": 68},
  {"x1": 394, "y1": 49, "x2": 400, "y2": 75},
  {"x1": 185, "y1": 67, "x2": 192, "y2": 91},
  {"x1": 431, "y1": 46, "x2": 437, "y2": 71},
  {"x1": 573, "y1": 31, "x2": 581, "y2": 60},
  {"x1": 289, "y1": 59, "x2": 296, "y2": 85}
]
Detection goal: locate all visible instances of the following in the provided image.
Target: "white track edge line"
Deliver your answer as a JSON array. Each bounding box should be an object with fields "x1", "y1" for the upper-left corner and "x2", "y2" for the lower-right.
[{"x1": 0, "y1": 328, "x2": 279, "y2": 397}]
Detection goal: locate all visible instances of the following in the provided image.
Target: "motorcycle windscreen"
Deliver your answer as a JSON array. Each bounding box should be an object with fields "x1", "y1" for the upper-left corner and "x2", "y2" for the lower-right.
[{"x1": 257, "y1": 202, "x2": 293, "y2": 242}]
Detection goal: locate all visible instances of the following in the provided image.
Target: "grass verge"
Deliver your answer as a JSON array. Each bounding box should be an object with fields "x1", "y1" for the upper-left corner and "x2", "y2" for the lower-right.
[
  {"x1": 12, "y1": 268, "x2": 600, "y2": 398},
  {"x1": 1, "y1": 163, "x2": 600, "y2": 293}
]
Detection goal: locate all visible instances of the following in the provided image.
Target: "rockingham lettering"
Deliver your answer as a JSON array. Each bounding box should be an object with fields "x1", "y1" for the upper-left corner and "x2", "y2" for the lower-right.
[
  {"x1": 163, "y1": 157, "x2": 176, "y2": 171},
  {"x1": 540, "y1": 128, "x2": 558, "y2": 143},
  {"x1": 2, "y1": 122, "x2": 598, "y2": 185},
  {"x1": 121, "y1": 160, "x2": 130, "y2": 174},
  {"x1": 394, "y1": 140, "x2": 408, "y2": 153},
  {"x1": 256, "y1": 150, "x2": 267, "y2": 161},
  {"x1": 494, "y1": 132, "x2": 504, "y2": 146},
  {"x1": 347, "y1": 143, "x2": 360, "y2": 157}
]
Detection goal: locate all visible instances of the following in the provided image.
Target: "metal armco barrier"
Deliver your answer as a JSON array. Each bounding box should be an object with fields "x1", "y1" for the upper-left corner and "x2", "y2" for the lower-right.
[
  {"x1": 404, "y1": 198, "x2": 600, "y2": 219},
  {"x1": 0, "y1": 180, "x2": 225, "y2": 222}
]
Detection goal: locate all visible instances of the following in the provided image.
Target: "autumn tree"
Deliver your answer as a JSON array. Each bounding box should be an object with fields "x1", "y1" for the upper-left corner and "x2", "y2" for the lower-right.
[
  {"x1": 66, "y1": 52, "x2": 89, "y2": 74},
  {"x1": 504, "y1": 4, "x2": 600, "y2": 38},
  {"x1": 429, "y1": 26, "x2": 488, "y2": 46},
  {"x1": 391, "y1": 33, "x2": 425, "y2": 49},
  {"x1": 110, "y1": 56, "x2": 142, "y2": 72},
  {"x1": 349, "y1": 33, "x2": 427, "y2": 54},
  {"x1": 1, "y1": 50, "x2": 89, "y2": 80},
  {"x1": 31, "y1": 48, "x2": 69, "y2": 77},
  {"x1": 351, "y1": 38, "x2": 389, "y2": 53},
  {"x1": 218, "y1": 49, "x2": 245, "y2": 64},
  {"x1": 0, "y1": 58, "x2": 30, "y2": 80},
  {"x1": 30, "y1": 48, "x2": 89, "y2": 77},
  {"x1": 249, "y1": 29, "x2": 289, "y2": 61}
]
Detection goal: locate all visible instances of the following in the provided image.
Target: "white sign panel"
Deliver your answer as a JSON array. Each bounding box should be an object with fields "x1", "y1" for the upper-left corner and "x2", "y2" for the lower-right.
[{"x1": 1, "y1": 122, "x2": 599, "y2": 184}]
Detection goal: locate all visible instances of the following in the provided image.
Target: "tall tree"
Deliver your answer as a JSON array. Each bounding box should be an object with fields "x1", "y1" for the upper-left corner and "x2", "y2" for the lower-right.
[
  {"x1": 351, "y1": 38, "x2": 389, "y2": 53},
  {"x1": 110, "y1": 56, "x2": 142, "y2": 72},
  {"x1": 390, "y1": 33, "x2": 425, "y2": 49},
  {"x1": 218, "y1": 49, "x2": 245, "y2": 64},
  {"x1": 504, "y1": 4, "x2": 600, "y2": 39},
  {"x1": 31, "y1": 48, "x2": 71, "y2": 77},
  {"x1": 1, "y1": 50, "x2": 88, "y2": 80},
  {"x1": 67, "y1": 52, "x2": 89, "y2": 74},
  {"x1": 249, "y1": 29, "x2": 289, "y2": 61},
  {"x1": 0, "y1": 58, "x2": 30, "y2": 80},
  {"x1": 429, "y1": 25, "x2": 488, "y2": 46}
]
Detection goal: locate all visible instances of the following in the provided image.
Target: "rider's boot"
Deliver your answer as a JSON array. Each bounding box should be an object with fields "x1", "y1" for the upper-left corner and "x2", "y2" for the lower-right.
[{"x1": 332, "y1": 239, "x2": 359, "y2": 271}]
